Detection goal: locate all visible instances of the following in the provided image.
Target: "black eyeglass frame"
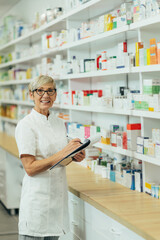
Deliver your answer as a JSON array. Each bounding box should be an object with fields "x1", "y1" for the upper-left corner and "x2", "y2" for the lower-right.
[{"x1": 33, "y1": 88, "x2": 57, "y2": 96}]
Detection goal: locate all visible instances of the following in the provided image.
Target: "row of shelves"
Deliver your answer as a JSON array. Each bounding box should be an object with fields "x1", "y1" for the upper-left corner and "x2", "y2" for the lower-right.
[
  {"x1": 1, "y1": 15, "x2": 160, "y2": 69},
  {"x1": 0, "y1": 119, "x2": 157, "y2": 167},
  {"x1": 0, "y1": 0, "x2": 101, "y2": 52},
  {"x1": 94, "y1": 142, "x2": 160, "y2": 166},
  {"x1": 0, "y1": 99, "x2": 160, "y2": 119},
  {"x1": 1, "y1": 64, "x2": 160, "y2": 87},
  {"x1": 1, "y1": 1, "x2": 160, "y2": 54}
]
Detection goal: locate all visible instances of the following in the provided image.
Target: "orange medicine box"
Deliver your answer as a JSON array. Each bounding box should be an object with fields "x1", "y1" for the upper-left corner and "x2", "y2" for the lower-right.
[
  {"x1": 157, "y1": 42, "x2": 160, "y2": 64},
  {"x1": 135, "y1": 42, "x2": 144, "y2": 66},
  {"x1": 150, "y1": 38, "x2": 157, "y2": 65}
]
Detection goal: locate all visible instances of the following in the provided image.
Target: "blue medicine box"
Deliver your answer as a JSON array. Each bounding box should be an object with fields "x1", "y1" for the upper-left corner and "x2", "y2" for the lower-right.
[{"x1": 110, "y1": 171, "x2": 116, "y2": 182}]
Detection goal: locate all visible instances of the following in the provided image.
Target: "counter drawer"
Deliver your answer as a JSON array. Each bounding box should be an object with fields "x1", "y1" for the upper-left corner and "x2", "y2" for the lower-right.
[
  {"x1": 69, "y1": 192, "x2": 145, "y2": 240},
  {"x1": 84, "y1": 201, "x2": 145, "y2": 240},
  {"x1": 68, "y1": 192, "x2": 84, "y2": 221},
  {"x1": 70, "y1": 215, "x2": 111, "y2": 240}
]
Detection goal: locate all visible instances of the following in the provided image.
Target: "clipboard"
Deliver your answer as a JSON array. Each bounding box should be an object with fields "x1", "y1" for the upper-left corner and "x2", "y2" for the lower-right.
[{"x1": 50, "y1": 139, "x2": 90, "y2": 170}]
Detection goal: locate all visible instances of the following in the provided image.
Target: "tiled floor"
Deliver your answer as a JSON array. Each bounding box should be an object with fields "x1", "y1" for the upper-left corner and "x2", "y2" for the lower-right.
[
  {"x1": 0, "y1": 202, "x2": 18, "y2": 240},
  {"x1": 0, "y1": 202, "x2": 78, "y2": 240}
]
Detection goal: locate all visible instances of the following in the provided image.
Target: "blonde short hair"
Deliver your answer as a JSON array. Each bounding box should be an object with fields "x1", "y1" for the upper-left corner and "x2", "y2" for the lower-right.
[{"x1": 29, "y1": 75, "x2": 56, "y2": 92}]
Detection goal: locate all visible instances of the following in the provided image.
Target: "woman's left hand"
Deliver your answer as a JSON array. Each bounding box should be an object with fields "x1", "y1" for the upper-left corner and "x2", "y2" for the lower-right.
[{"x1": 72, "y1": 150, "x2": 85, "y2": 162}]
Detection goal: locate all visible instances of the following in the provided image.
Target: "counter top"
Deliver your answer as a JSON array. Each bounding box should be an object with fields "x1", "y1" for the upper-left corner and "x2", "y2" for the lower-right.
[
  {"x1": 0, "y1": 132, "x2": 18, "y2": 157},
  {"x1": 66, "y1": 162, "x2": 160, "y2": 240},
  {"x1": 0, "y1": 132, "x2": 160, "y2": 240}
]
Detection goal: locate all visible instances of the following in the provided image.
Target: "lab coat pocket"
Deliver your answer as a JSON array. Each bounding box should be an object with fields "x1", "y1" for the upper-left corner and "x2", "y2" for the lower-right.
[{"x1": 27, "y1": 200, "x2": 49, "y2": 234}]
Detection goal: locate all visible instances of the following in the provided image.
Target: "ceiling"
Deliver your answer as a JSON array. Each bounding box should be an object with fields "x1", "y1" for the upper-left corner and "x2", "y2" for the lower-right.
[{"x1": 0, "y1": 0, "x2": 20, "y2": 18}]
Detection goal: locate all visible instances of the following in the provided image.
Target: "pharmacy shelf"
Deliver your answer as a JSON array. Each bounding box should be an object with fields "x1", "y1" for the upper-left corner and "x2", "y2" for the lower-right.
[
  {"x1": 0, "y1": 116, "x2": 68, "y2": 124},
  {"x1": 2, "y1": 13, "x2": 160, "y2": 53},
  {"x1": 131, "y1": 65, "x2": 160, "y2": 73},
  {"x1": 0, "y1": 18, "x2": 65, "y2": 52},
  {"x1": 69, "y1": 105, "x2": 132, "y2": 115},
  {"x1": 0, "y1": 98, "x2": 159, "y2": 120},
  {"x1": 0, "y1": 76, "x2": 62, "y2": 86},
  {"x1": 55, "y1": 105, "x2": 160, "y2": 119},
  {"x1": 0, "y1": 0, "x2": 100, "y2": 52},
  {"x1": 65, "y1": 0, "x2": 101, "y2": 20},
  {"x1": 94, "y1": 142, "x2": 133, "y2": 157},
  {"x1": 130, "y1": 15, "x2": 160, "y2": 30},
  {"x1": 70, "y1": 107, "x2": 160, "y2": 119},
  {"x1": 94, "y1": 143, "x2": 160, "y2": 166},
  {"x1": 54, "y1": 104, "x2": 132, "y2": 115},
  {"x1": 0, "y1": 69, "x2": 129, "y2": 86},
  {"x1": 132, "y1": 110, "x2": 160, "y2": 119},
  {"x1": 61, "y1": 68, "x2": 129, "y2": 79},
  {"x1": 0, "y1": 79, "x2": 32, "y2": 86},
  {"x1": 0, "y1": 99, "x2": 159, "y2": 119},
  {"x1": 41, "y1": 47, "x2": 61, "y2": 57},
  {"x1": 0, "y1": 117, "x2": 18, "y2": 124},
  {"x1": 61, "y1": 25, "x2": 129, "y2": 50},
  {"x1": 67, "y1": 0, "x2": 123, "y2": 21},
  {"x1": 0, "y1": 53, "x2": 41, "y2": 69},
  {"x1": 0, "y1": 99, "x2": 34, "y2": 106},
  {"x1": 134, "y1": 152, "x2": 160, "y2": 166}
]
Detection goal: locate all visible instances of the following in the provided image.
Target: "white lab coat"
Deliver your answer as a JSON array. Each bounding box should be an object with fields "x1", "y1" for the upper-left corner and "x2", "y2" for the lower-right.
[{"x1": 15, "y1": 109, "x2": 70, "y2": 237}]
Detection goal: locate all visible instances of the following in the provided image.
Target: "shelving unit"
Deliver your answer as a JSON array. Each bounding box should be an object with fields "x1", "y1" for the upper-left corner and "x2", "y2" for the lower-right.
[
  {"x1": 0, "y1": 0, "x2": 101, "y2": 52},
  {"x1": 0, "y1": 99, "x2": 34, "y2": 106},
  {"x1": 0, "y1": 79, "x2": 32, "y2": 86},
  {"x1": 0, "y1": 0, "x2": 160, "y2": 195},
  {"x1": 95, "y1": 142, "x2": 160, "y2": 166},
  {"x1": 0, "y1": 116, "x2": 18, "y2": 124}
]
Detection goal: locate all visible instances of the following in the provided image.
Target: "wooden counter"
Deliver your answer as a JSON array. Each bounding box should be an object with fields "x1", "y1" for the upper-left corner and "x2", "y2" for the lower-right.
[
  {"x1": 0, "y1": 132, "x2": 160, "y2": 240},
  {"x1": 66, "y1": 162, "x2": 160, "y2": 240},
  {"x1": 0, "y1": 132, "x2": 18, "y2": 157}
]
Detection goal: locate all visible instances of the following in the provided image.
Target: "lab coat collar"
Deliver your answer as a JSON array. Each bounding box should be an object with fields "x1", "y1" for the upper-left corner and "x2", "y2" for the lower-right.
[{"x1": 31, "y1": 108, "x2": 54, "y2": 121}]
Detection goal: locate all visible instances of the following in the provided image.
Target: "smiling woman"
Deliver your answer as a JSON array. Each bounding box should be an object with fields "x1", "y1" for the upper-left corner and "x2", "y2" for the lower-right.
[
  {"x1": 29, "y1": 75, "x2": 57, "y2": 117},
  {"x1": 15, "y1": 75, "x2": 85, "y2": 240}
]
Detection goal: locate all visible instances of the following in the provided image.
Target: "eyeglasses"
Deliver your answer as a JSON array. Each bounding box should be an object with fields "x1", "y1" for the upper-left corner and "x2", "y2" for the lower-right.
[{"x1": 33, "y1": 88, "x2": 57, "y2": 96}]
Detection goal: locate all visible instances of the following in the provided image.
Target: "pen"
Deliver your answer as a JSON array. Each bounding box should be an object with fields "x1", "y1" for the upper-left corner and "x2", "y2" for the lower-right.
[
  {"x1": 66, "y1": 135, "x2": 82, "y2": 144},
  {"x1": 66, "y1": 135, "x2": 73, "y2": 141}
]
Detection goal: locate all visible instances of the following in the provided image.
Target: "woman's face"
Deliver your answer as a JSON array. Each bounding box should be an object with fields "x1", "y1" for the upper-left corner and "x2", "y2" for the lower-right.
[{"x1": 30, "y1": 82, "x2": 57, "y2": 115}]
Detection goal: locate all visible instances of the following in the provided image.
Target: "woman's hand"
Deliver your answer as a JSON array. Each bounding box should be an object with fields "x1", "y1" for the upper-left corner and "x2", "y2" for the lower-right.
[
  {"x1": 72, "y1": 150, "x2": 85, "y2": 162},
  {"x1": 61, "y1": 138, "x2": 82, "y2": 158}
]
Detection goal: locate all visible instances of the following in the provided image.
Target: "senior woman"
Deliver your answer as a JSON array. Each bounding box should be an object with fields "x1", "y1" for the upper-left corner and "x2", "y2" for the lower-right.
[{"x1": 15, "y1": 75, "x2": 85, "y2": 240}]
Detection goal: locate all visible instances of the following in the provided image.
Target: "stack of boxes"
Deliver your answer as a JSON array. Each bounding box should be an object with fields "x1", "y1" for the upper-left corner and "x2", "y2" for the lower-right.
[
  {"x1": 137, "y1": 136, "x2": 149, "y2": 154},
  {"x1": 127, "y1": 123, "x2": 141, "y2": 150},
  {"x1": 136, "y1": 128, "x2": 160, "y2": 158},
  {"x1": 135, "y1": 38, "x2": 160, "y2": 67},
  {"x1": 143, "y1": 79, "x2": 160, "y2": 95}
]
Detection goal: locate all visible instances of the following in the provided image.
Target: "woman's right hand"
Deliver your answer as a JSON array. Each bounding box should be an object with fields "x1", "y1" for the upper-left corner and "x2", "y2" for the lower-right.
[{"x1": 61, "y1": 138, "x2": 82, "y2": 158}]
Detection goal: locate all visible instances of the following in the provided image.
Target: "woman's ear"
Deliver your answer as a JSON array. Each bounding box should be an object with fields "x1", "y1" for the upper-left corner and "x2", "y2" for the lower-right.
[{"x1": 29, "y1": 90, "x2": 34, "y2": 100}]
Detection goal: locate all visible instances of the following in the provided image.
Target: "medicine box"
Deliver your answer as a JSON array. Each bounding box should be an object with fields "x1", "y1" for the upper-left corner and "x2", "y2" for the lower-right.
[
  {"x1": 137, "y1": 144, "x2": 143, "y2": 154},
  {"x1": 135, "y1": 172, "x2": 143, "y2": 192},
  {"x1": 145, "y1": 182, "x2": 152, "y2": 195},
  {"x1": 148, "y1": 140, "x2": 155, "y2": 157},
  {"x1": 115, "y1": 171, "x2": 123, "y2": 185},
  {"x1": 110, "y1": 171, "x2": 116, "y2": 182},
  {"x1": 137, "y1": 136, "x2": 149, "y2": 145},
  {"x1": 144, "y1": 138, "x2": 149, "y2": 155},
  {"x1": 155, "y1": 144, "x2": 160, "y2": 158},
  {"x1": 127, "y1": 123, "x2": 141, "y2": 150}
]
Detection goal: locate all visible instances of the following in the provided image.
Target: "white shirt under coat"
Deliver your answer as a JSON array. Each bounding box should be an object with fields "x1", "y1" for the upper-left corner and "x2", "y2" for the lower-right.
[{"x1": 15, "y1": 109, "x2": 70, "y2": 237}]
